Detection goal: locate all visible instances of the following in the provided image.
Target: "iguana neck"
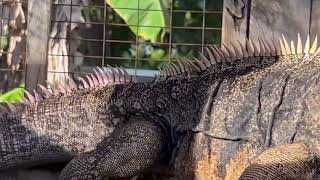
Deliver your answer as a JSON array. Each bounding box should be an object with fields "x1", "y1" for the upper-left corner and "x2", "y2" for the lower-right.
[{"x1": 110, "y1": 75, "x2": 219, "y2": 134}]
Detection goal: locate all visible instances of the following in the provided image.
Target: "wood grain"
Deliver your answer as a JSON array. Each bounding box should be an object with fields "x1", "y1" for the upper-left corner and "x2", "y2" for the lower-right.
[
  {"x1": 310, "y1": 0, "x2": 320, "y2": 41},
  {"x1": 25, "y1": 0, "x2": 51, "y2": 91},
  {"x1": 222, "y1": 0, "x2": 250, "y2": 46},
  {"x1": 249, "y1": 0, "x2": 311, "y2": 42}
]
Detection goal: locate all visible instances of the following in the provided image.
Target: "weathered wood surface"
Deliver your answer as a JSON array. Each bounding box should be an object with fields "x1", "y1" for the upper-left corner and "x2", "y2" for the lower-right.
[
  {"x1": 222, "y1": 0, "x2": 250, "y2": 46},
  {"x1": 310, "y1": 0, "x2": 320, "y2": 40},
  {"x1": 249, "y1": 0, "x2": 311, "y2": 42},
  {"x1": 25, "y1": 0, "x2": 51, "y2": 91},
  {"x1": 222, "y1": 0, "x2": 315, "y2": 45}
]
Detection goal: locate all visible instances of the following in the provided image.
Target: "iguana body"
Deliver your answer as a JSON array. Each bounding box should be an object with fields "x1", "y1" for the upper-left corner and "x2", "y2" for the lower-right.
[{"x1": 0, "y1": 35, "x2": 320, "y2": 179}]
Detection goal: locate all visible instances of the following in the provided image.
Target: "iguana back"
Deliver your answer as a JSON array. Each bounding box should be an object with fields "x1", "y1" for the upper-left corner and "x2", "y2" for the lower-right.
[{"x1": 1, "y1": 34, "x2": 320, "y2": 179}]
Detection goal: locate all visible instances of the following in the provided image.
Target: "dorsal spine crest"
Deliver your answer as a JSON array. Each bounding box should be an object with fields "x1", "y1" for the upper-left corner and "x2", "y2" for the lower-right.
[{"x1": 158, "y1": 34, "x2": 320, "y2": 80}]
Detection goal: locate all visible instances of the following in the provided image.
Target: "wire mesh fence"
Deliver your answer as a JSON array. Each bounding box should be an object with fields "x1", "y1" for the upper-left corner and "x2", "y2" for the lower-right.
[
  {"x1": 0, "y1": 0, "x2": 27, "y2": 93},
  {"x1": 0, "y1": 0, "x2": 223, "y2": 96}
]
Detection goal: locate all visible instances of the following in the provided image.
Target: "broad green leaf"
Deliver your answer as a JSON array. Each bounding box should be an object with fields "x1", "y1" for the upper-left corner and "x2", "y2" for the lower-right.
[
  {"x1": 0, "y1": 87, "x2": 25, "y2": 103},
  {"x1": 106, "y1": 0, "x2": 166, "y2": 42}
]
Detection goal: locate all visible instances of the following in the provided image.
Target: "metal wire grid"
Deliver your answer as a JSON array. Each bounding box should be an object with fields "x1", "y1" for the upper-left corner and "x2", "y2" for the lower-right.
[
  {"x1": 0, "y1": 0, "x2": 27, "y2": 92},
  {"x1": 0, "y1": 0, "x2": 223, "y2": 92},
  {"x1": 0, "y1": 0, "x2": 27, "y2": 62},
  {"x1": 49, "y1": 0, "x2": 223, "y2": 77}
]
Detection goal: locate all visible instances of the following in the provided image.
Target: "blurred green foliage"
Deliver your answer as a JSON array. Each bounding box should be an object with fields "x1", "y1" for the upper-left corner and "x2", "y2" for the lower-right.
[
  {"x1": 84, "y1": 0, "x2": 223, "y2": 70},
  {"x1": 0, "y1": 86, "x2": 24, "y2": 103},
  {"x1": 106, "y1": 0, "x2": 167, "y2": 43}
]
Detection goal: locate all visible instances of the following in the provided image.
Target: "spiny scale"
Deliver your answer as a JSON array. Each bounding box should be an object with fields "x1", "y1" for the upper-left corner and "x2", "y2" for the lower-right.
[
  {"x1": 159, "y1": 34, "x2": 320, "y2": 78},
  {"x1": 0, "y1": 67, "x2": 136, "y2": 113},
  {"x1": 2, "y1": 35, "x2": 320, "y2": 113}
]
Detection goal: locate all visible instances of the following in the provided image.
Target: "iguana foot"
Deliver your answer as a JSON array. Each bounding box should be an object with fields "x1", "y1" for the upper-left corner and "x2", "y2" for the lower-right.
[
  {"x1": 58, "y1": 117, "x2": 166, "y2": 180},
  {"x1": 239, "y1": 143, "x2": 320, "y2": 180}
]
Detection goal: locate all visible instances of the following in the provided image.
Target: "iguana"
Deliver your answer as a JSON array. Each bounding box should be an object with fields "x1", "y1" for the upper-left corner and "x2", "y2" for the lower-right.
[{"x1": 0, "y1": 34, "x2": 320, "y2": 180}]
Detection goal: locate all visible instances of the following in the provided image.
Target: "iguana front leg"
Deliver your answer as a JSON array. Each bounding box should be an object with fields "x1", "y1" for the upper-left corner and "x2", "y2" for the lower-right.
[
  {"x1": 58, "y1": 116, "x2": 167, "y2": 179},
  {"x1": 240, "y1": 143, "x2": 320, "y2": 180}
]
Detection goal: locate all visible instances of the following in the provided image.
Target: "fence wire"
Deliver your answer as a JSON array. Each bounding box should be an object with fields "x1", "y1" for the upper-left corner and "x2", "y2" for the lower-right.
[
  {"x1": 0, "y1": 0, "x2": 223, "y2": 93},
  {"x1": 0, "y1": 0, "x2": 27, "y2": 93}
]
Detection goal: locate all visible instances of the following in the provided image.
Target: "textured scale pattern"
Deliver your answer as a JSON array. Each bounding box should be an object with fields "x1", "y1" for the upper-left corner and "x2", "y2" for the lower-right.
[
  {"x1": 239, "y1": 143, "x2": 319, "y2": 180},
  {"x1": 0, "y1": 67, "x2": 135, "y2": 169},
  {"x1": 0, "y1": 34, "x2": 320, "y2": 179},
  {"x1": 59, "y1": 117, "x2": 165, "y2": 179}
]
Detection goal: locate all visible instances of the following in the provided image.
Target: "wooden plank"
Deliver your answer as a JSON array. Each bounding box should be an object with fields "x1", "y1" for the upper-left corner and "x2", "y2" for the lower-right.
[
  {"x1": 222, "y1": 0, "x2": 251, "y2": 46},
  {"x1": 25, "y1": 0, "x2": 51, "y2": 91},
  {"x1": 310, "y1": 0, "x2": 320, "y2": 40},
  {"x1": 249, "y1": 0, "x2": 311, "y2": 43}
]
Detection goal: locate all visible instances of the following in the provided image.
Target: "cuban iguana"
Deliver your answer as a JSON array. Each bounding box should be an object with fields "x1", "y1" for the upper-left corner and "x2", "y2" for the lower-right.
[{"x1": 0, "y1": 34, "x2": 320, "y2": 180}]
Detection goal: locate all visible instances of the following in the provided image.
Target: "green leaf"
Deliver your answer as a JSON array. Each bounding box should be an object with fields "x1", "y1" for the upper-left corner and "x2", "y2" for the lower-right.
[
  {"x1": 150, "y1": 48, "x2": 165, "y2": 59},
  {"x1": 0, "y1": 87, "x2": 25, "y2": 103},
  {"x1": 106, "y1": 0, "x2": 166, "y2": 42}
]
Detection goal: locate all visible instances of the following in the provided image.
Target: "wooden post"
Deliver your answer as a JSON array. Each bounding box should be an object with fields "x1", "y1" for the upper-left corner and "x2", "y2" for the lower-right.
[
  {"x1": 222, "y1": 0, "x2": 251, "y2": 46},
  {"x1": 310, "y1": 0, "x2": 320, "y2": 40},
  {"x1": 249, "y1": 0, "x2": 311, "y2": 42},
  {"x1": 25, "y1": 0, "x2": 51, "y2": 91},
  {"x1": 223, "y1": 0, "x2": 313, "y2": 45}
]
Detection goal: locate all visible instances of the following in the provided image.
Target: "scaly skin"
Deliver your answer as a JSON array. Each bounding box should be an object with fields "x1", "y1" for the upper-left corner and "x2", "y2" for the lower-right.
[
  {"x1": 1, "y1": 36, "x2": 320, "y2": 179},
  {"x1": 0, "y1": 85, "x2": 117, "y2": 169},
  {"x1": 174, "y1": 54, "x2": 320, "y2": 179}
]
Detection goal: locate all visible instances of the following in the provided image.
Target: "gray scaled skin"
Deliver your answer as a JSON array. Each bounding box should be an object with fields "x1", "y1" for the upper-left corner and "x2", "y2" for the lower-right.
[{"x1": 1, "y1": 35, "x2": 320, "y2": 180}]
